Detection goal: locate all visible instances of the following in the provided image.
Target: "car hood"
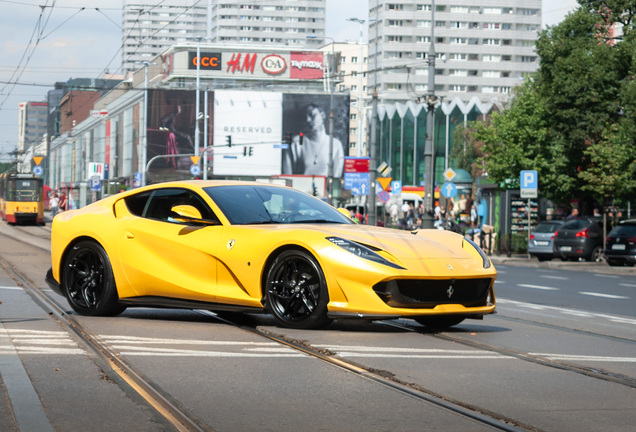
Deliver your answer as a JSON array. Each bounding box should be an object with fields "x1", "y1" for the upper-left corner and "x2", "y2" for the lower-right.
[{"x1": 262, "y1": 224, "x2": 466, "y2": 260}]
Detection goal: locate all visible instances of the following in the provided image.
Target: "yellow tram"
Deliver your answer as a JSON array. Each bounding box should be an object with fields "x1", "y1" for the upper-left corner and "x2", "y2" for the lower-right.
[{"x1": 0, "y1": 172, "x2": 45, "y2": 225}]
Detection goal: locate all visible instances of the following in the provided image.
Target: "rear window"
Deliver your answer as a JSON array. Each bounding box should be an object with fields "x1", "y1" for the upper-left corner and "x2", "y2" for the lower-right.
[
  {"x1": 561, "y1": 219, "x2": 591, "y2": 230},
  {"x1": 608, "y1": 224, "x2": 636, "y2": 237},
  {"x1": 533, "y1": 222, "x2": 562, "y2": 233}
]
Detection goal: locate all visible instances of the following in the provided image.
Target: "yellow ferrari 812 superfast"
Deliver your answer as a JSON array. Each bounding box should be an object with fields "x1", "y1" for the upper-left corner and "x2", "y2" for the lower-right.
[{"x1": 46, "y1": 181, "x2": 496, "y2": 329}]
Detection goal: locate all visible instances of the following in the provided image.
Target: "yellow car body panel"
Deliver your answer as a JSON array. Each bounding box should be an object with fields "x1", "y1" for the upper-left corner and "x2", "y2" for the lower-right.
[{"x1": 48, "y1": 180, "x2": 496, "y2": 325}]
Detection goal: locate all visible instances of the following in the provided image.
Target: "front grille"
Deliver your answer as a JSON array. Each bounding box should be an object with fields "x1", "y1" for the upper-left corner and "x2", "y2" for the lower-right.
[{"x1": 373, "y1": 278, "x2": 492, "y2": 309}]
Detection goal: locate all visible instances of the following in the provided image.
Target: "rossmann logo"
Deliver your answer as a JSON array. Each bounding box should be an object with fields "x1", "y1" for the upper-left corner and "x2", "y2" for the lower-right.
[{"x1": 261, "y1": 54, "x2": 286, "y2": 75}]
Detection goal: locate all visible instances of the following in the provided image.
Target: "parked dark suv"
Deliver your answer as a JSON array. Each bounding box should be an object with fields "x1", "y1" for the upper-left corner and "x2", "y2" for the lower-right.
[
  {"x1": 604, "y1": 219, "x2": 636, "y2": 267},
  {"x1": 553, "y1": 217, "x2": 604, "y2": 262}
]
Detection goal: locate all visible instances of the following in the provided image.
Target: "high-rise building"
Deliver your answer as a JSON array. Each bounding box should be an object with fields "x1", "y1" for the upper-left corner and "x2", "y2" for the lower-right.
[
  {"x1": 369, "y1": 0, "x2": 542, "y2": 104},
  {"x1": 17, "y1": 101, "x2": 48, "y2": 156},
  {"x1": 122, "y1": 0, "x2": 326, "y2": 75}
]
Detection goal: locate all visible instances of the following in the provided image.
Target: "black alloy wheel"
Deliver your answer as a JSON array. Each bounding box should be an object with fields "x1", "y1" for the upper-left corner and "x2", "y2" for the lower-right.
[
  {"x1": 414, "y1": 315, "x2": 465, "y2": 329},
  {"x1": 265, "y1": 249, "x2": 331, "y2": 329},
  {"x1": 62, "y1": 240, "x2": 126, "y2": 316}
]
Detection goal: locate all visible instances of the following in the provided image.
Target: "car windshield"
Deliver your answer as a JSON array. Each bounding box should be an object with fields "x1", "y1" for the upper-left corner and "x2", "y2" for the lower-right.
[
  {"x1": 203, "y1": 185, "x2": 353, "y2": 225},
  {"x1": 533, "y1": 222, "x2": 562, "y2": 233}
]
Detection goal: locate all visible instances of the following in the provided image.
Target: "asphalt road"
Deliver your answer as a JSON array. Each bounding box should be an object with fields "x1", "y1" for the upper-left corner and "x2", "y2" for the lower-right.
[{"x1": 1, "y1": 222, "x2": 635, "y2": 432}]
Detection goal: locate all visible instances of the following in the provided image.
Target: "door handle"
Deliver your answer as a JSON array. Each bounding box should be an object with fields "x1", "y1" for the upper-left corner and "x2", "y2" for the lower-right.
[{"x1": 125, "y1": 232, "x2": 135, "y2": 239}]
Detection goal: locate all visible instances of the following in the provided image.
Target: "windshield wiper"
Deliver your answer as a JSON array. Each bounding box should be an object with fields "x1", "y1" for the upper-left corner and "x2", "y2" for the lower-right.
[{"x1": 287, "y1": 219, "x2": 343, "y2": 224}]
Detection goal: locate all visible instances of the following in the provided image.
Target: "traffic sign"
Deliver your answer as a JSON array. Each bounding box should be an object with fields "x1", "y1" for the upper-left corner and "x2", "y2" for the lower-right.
[
  {"x1": 377, "y1": 177, "x2": 392, "y2": 191},
  {"x1": 90, "y1": 176, "x2": 101, "y2": 192},
  {"x1": 443, "y1": 168, "x2": 456, "y2": 182},
  {"x1": 391, "y1": 180, "x2": 402, "y2": 195},
  {"x1": 33, "y1": 166, "x2": 43, "y2": 176},
  {"x1": 378, "y1": 190, "x2": 390, "y2": 203},
  {"x1": 520, "y1": 170, "x2": 538, "y2": 198},
  {"x1": 190, "y1": 165, "x2": 201, "y2": 177},
  {"x1": 441, "y1": 182, "x2": 457, "y2": 198}
]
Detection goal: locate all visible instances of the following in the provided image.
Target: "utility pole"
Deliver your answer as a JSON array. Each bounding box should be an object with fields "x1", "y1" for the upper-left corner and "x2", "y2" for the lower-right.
[{"x1": 421, "y1": 0, "x2": 437, "y2": 229}]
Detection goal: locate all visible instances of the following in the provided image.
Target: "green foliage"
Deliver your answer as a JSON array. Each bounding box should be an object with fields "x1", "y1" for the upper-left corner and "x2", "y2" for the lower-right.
[
  {"x1": 0, "y1": 162, "x2": 15, "y2": 174},
  {"x1": 466, "y1": 4, "x2": 636, "y2": 207}
]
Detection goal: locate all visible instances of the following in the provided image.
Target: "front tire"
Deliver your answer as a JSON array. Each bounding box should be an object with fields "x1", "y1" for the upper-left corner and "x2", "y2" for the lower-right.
[
  {"x1": 265, "y1": 249, "x2": 331, "y2": 329},
  {"x1": 62, "y1": 240, "x2": 126, "y2": 316}
]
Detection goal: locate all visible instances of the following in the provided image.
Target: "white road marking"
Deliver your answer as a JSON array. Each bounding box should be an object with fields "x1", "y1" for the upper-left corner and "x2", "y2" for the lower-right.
[
  {"x1": 494, "y1": 280, "x2": 505, "y2": 284},
  {"x1": 0, "y1": 329, "x2": 85, "y2": 355},
  {"x1": 540, "y1": 275, "x2": 568, "y2": 280},
  {"x1": 620, "y1": 283, "x2": 636, "y2": 288},
  {"x1": 497, "y1": 298, "x2": 636, "y2": 325},
  {"x1": 518, "y1": 284, "x2": 559, "y2": 291},
  {"x1": 531, "y1": 353, "x2": 636, "y2": 362},
  {"x1": 0, "y1": 286, "x2": 22, "y2": 290},
  {"x1": 579, "y1": 292, "x2": 630, "y2": 300},
  {"x1": 593, "y1": 274, "x2": 620, "y2": 279}
]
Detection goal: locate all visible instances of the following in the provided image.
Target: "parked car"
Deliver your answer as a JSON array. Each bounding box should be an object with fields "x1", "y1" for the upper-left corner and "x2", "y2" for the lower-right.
[
  {"x1": 553, "y1": 217, "x2": 604, "y2": 262},
  {"x1": 604, "y1": 219, "x2": 636, "y2": 267},
  {"x1": 528, "y1": 220, "x2": 565, "y2": 261}
]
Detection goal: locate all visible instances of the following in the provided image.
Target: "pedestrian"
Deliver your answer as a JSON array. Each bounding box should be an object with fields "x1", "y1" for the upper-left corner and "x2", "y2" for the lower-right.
[
  {"x1": 49, "y1": 193, "x2": 59, "y2": 217},
  {"x1": 566, "y1": 208, "x2": 579, "y2": 219},
  {"x1": 58, "y1": 193, "x2": 67, "y2": 212}
]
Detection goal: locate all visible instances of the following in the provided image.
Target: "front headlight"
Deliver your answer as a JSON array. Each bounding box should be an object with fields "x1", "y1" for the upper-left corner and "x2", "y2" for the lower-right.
[
  {"x1": 327, "y1": 237, "x2": 404, "y2": 269},
  {"x1": 463, "y1": 237, "x2": 491, "y2": 269}
]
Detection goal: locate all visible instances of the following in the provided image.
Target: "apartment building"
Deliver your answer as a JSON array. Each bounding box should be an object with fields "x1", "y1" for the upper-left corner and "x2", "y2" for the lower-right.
[{"x1": 369, "y1": 0, "x2": 542, "y2": 103}]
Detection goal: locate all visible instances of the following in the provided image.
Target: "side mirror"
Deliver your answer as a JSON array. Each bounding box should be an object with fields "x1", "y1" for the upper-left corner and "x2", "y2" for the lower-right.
[{"x1": 170, "y1": 205, "x2": 202, "y2": 220}]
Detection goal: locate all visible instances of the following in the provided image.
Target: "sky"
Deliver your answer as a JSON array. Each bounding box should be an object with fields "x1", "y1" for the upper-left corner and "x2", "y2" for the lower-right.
[{"x1": 0, "y1": 0, "x2": 579, "y2": 162}]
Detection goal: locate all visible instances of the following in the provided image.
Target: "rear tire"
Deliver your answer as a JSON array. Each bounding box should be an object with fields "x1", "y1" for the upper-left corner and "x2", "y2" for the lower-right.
[
  {"x1": 587, "y1": 246, "x2": 603, "y2": 263},
  {"x1": 62, "y1": 240, "x2": 126, "y2": 316}
]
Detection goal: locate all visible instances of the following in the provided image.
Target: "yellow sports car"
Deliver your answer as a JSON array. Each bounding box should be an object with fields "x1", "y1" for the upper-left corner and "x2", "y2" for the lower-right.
[{"x1": 46, "y1": 180, "x2": 496, "y2": 329}]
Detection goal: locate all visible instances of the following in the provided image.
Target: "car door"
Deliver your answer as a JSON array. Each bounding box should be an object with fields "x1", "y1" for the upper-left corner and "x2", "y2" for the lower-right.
[{"x1": 116, "y1": 187, "x2": 224, "y2": 302}]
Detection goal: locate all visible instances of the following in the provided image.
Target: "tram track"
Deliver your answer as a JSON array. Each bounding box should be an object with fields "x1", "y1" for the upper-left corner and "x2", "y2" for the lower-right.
[
  {"x1": 1, "y1": 256, "x2": 213, "y2": 432},
  {"x1": 2, "y1": 253, "x2": 538, "y2": 432},
  {"x1": 1, "y1": 225, "x2": 633, "y2": 431},
  {"x1": 380, "y1": 318, "x2": 636, "y2": 390}
]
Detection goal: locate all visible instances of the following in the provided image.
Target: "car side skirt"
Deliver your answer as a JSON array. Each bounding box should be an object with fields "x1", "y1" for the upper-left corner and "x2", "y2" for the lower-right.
[{"x1": 118, "y1": 296, "x2": 265, "y2": 314}]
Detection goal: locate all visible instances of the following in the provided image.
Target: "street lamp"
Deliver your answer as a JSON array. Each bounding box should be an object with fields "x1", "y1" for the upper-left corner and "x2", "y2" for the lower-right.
[
  {"x1": 347, "y1": 17, "x2": 365, "y2": 157},
  {"x1": 307, "y1": 34, "x2": 337, "y2": 205},
  {"x1": 135, "y1": 60, "x2": 156, "y2": 187}
]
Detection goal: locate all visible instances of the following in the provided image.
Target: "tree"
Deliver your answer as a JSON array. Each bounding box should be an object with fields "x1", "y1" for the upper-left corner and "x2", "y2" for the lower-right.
[{"x1": 468, "y1": 4, "x2": 636, "y2": 207}]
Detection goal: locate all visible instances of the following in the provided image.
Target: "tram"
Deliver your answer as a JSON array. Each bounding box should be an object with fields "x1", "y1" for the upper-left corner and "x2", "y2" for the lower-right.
[{"x1": 0, "y1": 172, "x2": 45, "y2": 225}]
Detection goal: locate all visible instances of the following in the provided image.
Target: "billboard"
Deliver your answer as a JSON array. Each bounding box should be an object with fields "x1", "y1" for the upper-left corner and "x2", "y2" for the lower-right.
[
  {"x1": 281, "y1": 93, "x2": 350, "y2": 178},
  {"x1": 213, "y1": 91, "x2": 283, "y2": 176},
  {"x1": 146, "y1": 89, "x2": 212, "y2": 171}
]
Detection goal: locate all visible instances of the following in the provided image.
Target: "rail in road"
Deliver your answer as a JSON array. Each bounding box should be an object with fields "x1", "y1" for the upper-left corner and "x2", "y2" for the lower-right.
[
  {"x1": 1, "y1": 223, "x2": 635, "y2": 432},
  {"x1": 3, "y1": 257, "x2": 529, "y2": 432}
]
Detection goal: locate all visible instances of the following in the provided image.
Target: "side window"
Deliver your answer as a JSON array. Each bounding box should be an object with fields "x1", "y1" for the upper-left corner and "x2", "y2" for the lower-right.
[
  {"x1": 123, "y1": 191, "x2": 152, "y2": 216},
  {"x1": 145, "y1": 188, "x2": 218, "y2": 224}
]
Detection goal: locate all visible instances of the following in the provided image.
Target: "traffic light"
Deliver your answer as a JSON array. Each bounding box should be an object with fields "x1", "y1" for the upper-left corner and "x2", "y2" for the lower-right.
[
  {"x1": 284, "y1": 132, "x2": 292, "y2": 144},
  {"x1": 243, "y1": 146, "x2": 247, "y2": 156},
  {"x1": 226, "y1": 135, "x2": 232, "y2": 147},
  {"x1": 299, "y1": 132, "x2": 304, "y2": 146},
  {"x1": 248, "y1": 146, "x2": 254, "y2": 156}
]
